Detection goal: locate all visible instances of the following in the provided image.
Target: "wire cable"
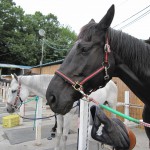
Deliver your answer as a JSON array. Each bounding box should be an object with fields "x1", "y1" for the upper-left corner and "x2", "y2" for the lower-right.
[
  {"x1": 119, "y1": 9, "x2": 150, "y2": 30},
  {"x1": 113, "y1": 4, "x2": 150, "y2": 28},
  {"x1": 44, "y1": 40, "x2": 68, "y2": 51}
]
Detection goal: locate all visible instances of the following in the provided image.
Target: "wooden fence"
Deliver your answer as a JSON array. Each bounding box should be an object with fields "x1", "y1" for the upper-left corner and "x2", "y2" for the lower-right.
[
  {"x1": 0, "y1": 81, "x2": 10, "y2": 103},
  {"x1": 112, "y1": 77, "x2": 144, "y2": 125}
]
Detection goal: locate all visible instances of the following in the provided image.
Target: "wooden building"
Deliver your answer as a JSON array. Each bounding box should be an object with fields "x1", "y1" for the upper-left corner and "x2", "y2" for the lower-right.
[
  {"x1": 0, "y1": 63, "x2": 32, "y2": 80},
  {"x1": 31, "y1": 60, "x2": 63, "y2": 75}
]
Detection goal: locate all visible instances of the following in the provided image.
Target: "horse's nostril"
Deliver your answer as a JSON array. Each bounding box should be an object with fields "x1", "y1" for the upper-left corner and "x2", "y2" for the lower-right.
[{"x1": 49, "y1": 95, "x2": 56, "y2": 104}]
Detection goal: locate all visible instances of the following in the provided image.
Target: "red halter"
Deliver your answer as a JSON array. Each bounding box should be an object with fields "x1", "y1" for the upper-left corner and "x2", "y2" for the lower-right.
[{"x1": 55, "y1": 36, "x2": 111, "y2": 93}]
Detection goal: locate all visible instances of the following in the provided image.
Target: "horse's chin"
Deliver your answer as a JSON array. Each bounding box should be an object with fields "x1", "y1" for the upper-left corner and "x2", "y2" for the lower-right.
[
  {"x1": 51, "y1": 107, "x2": 71, "y2": 115},
  {"x1": 50, "y1": 103, "x2": 73, "y2": 115}
]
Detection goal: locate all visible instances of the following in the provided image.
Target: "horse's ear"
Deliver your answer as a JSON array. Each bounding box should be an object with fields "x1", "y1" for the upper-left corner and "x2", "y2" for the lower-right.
[
  {"x1": 89, "y1": 19, "x2": 95, "y2": 24},
  {"x1": 13, "y1": 73, "x2": 18, "y2": 82},
  {"x1": 145, "y1": 37, "x2": 150, "y2": 44},
  {"x1": 97, "y1": 4, "x2": 115, "y2": 30},
  {"x1": 11, "y1": 74, "x2": 14, "y2": 79}
]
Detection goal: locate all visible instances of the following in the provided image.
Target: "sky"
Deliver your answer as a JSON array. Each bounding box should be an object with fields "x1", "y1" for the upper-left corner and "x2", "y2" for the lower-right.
[{"x1": 13, "y1": 0, "x2": 150, "y2": 40}]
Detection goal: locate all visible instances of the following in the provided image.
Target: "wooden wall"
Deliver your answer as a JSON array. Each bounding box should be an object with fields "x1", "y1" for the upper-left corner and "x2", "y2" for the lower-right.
[{"x1": 32, "y1": 64, "x2": 61, "y2": 75}]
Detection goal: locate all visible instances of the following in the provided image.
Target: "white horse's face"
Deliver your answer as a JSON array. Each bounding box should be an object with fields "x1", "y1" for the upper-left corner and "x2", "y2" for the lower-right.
[{"x1": 6, "y1": 75, "x2": 29, "y2": 113}]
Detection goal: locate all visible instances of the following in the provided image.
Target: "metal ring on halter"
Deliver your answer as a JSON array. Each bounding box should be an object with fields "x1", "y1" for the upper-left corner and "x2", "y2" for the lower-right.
[
  {"x1": 104, "y1": 44, "x2": 111, "y2": 52},
  {"x1": 72, "y1": 81, "x2": 83, "y2": 91},
  {"x1": 102, "y1": 62, "x2": 110, "y2": 69},
  {"x1": 104, "y1": 74, "x2": 109, "y2": 80}
]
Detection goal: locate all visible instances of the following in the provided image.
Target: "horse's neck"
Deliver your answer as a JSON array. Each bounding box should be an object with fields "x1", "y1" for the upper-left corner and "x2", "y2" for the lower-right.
[
  {"x1": 109, "y1": 28, "x2": 150, "y2": 83},
  {"x1": 116, "y1": 64, "x2": 150, "y2": 108},
  {"x1": 109, "y1": 28, "x2": 150, "y2": 107},
  {"x1": 19, "y1": 75, "x2": 52, "y2": 99}
]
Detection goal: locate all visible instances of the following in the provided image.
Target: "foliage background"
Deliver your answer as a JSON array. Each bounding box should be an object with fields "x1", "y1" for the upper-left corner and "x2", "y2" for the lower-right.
[{"x1": 0, "y1": 0, "x2": 77, "y2": 66}]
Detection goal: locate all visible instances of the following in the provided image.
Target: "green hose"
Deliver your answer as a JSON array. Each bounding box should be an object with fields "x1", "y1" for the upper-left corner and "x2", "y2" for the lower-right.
[{"x1": 100, "y1": 104, "x2": 140, "y2": 124}]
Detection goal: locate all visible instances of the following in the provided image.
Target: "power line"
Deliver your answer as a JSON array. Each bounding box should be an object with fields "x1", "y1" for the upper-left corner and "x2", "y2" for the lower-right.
[
  {"x1": 119, "y1": 9, "x2": 150, "y2": 30},
  {"x1": 44, "y1": 40, "x2": 68, "y2": 51},
  {"x1": 46, "y1": 40, "x2": 71, "y2": 48},
  {"x1": 113, "y1": 4, "x2": 150, "y2": 28}
]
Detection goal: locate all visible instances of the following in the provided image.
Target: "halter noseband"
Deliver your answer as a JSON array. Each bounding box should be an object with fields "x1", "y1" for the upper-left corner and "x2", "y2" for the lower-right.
[{"x1": 55, "y1": 35, "x2": 111, "y2": 94}]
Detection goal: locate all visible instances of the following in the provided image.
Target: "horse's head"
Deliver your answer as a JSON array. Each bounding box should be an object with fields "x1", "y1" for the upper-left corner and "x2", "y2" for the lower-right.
[
  {"x1": 46, "y1": 5, "x2": 116, "y2": 115},
  {"x1": 6, "y1": 74, "x2": 29, "y2": 113}
]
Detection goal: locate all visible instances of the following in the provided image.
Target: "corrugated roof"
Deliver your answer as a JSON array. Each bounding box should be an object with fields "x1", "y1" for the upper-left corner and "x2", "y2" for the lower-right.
[
  {"x1": 32, "y1": 59, "x2": 63, "y2": 68},
  {"x1": 0, "y1": 63, "x2": 32, "y2": 69},
  {"x1": 0, "y1": 60, "x2": 63, "y2": 69}
]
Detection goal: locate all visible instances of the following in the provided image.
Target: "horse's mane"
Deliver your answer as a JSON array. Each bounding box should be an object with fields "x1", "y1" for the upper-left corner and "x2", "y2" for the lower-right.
[
  {"x1": 108, "y1": 28, "x2": 150, "y2": 77},
  {"x1": 77, "y1": 20, "x2": 150, "y2": 77},
  {"x1": 24, "y1": 70, "x2": 39, "y2": 75},
  {"x1": 18, "y1": 74, "x2": 53, "y2": 94}
]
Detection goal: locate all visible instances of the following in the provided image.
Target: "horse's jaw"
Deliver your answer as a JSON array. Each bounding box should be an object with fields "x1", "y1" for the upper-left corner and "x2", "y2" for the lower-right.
[
  {"x1": 49, "y1": 102, "x2": 74, "y2": 115},
  {"x1": 47, "y1": 96, "x2": 74, "y2": 115}
]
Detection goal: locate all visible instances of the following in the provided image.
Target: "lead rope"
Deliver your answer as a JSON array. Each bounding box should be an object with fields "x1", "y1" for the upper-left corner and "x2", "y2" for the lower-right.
[{"x1": 80, "y1": 92, "x2": 150, "y2": 128}]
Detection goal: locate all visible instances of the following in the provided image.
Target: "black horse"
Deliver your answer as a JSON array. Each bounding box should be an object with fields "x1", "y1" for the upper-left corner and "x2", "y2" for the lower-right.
[{"x1": 46, "y1": 5, "x2": 150, "y2": 149}]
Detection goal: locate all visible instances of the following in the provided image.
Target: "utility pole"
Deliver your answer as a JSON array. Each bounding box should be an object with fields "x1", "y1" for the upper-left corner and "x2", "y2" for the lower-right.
[{"x1": 38, "y1": 29, "x2": 45, "y2": 74}]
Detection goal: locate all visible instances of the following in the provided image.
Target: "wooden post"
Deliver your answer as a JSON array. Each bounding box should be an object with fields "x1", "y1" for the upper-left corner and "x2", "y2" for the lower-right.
[
  {"x1": 0, "y1": 82, "x2": 2, "y2": 95},
  {"x1": 124, "y1": 91, "x2": 129, "y2": 123},
  {"x1": 5, "y1": 83, "x2": 10, "y2": 102},
  {"x1": 0, "y1": 68, "x2": 1, "y2": 78},
  {"x1": 2, "y1": 82, "x2": 6, "y2": 102},
  {"x1": 0, "y1": 68, "x2": 2, "y2": 95},
  {"x1": 78, "y1": 99, "x2": 89, "y2": 150},
  {"x1": 35, "y1": 97, "x2": 43, "y2": 145}
]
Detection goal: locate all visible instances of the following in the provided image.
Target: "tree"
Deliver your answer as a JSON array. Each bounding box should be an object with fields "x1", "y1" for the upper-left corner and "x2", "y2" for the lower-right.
[
  {"x1": 44, "y1": 25, "x2": 77, "y2": 62},
  {"x1": 0, "y1": 0, "x2": 77, "y2": 66},
  {"x1": 0, "y1": 0, "x2": 25, "y2": 63}
]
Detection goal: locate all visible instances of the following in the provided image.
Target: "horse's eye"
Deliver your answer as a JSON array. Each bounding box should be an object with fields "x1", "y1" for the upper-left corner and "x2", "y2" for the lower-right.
[
  {"x1": 12, "y1": 90, "x2": 17, "y2": 93},
  {"x1": 81, "y1": 47, "x2": 86, "y2": 53},
  {"x1": 81, "y1": 47, "x2": 89, "y2": 54}
]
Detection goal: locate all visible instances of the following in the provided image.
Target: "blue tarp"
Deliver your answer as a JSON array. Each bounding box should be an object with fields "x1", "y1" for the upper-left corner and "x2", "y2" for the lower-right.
[{"x1": 0, "y1": 63, "x2": 32, "y2": 69}]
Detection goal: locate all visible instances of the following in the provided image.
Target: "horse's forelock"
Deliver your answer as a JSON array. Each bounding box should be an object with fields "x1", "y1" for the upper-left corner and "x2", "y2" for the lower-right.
[{"x1": 78, "y1": 21, "x2": 97, "y2": 41}]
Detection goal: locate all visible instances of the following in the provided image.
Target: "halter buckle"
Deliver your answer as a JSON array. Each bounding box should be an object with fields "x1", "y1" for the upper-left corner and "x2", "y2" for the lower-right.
[
  {"x1": 72, "y1": 81, "x2": 83, "y2": 91},
  {"x1": 104, "y1": 66, "x2": 109, "y2": 80},
  {"x1": 102, "y1": 62, "x2": 110, "y2": 69}
]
